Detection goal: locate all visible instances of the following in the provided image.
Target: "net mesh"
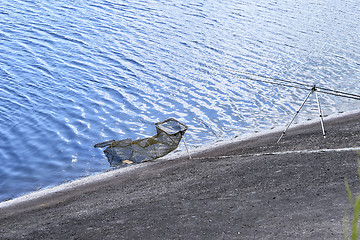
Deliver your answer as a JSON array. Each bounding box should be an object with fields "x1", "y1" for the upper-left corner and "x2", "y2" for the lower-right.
[{"x1": 94, "y1": 118, "x2": 188, "y2": 167}]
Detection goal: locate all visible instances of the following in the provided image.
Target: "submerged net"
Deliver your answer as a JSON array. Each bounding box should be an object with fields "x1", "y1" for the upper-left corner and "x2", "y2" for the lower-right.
[{"x1": 94, "y1": 118, "x2": 188, "y2": 167}]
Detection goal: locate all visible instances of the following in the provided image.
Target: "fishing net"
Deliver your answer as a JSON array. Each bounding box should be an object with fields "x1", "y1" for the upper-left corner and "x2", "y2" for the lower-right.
[{"x1": 94, "y1": 118, "x2": 188, "y2": 167}]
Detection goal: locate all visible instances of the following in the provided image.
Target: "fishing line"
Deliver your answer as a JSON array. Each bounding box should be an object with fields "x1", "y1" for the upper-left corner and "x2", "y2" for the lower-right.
[
  {"x1": 316, "y1": 90, "x2": 360, "y2": 101},
  {"x1": 221, "y1": 72, "x2": 312, "y2": 91},
  {"x1": 316, "y1": 87, "x2": 360, "y2": 100},
  {"x1": 215, "y1": 66, "x2": 314, "y2": 88},
  {"x1": 206, "y1": 66, "x2": 360, "y2": 101}
]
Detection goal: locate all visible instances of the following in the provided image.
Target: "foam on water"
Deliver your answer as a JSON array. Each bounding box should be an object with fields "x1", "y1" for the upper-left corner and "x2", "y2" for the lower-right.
[{"x1": 0, "y1": 0, "x2": 359, "y2": 201}]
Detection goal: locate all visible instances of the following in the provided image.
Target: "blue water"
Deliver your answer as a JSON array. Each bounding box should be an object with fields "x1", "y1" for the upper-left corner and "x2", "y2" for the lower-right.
[{"x1": 0, "y1": 0, "x2": 359, "y2": 201}]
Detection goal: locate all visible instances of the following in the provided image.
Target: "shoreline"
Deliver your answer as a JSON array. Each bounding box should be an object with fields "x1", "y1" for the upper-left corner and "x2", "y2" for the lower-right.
[
  {"x1": 163, "y1": 108, "x2": 360, "y2": 159},
  {"x1": 1, "y1": 109, "x2": 360, "y2": 239},
  {"x1": 1, "y1": 109, "x2": 360, "y2": 209}
]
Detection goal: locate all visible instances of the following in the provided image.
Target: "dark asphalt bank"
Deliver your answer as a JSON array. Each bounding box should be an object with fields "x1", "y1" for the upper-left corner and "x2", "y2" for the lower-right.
[{"x1": 1, "y1": 111, "x2": 360, "y2": 240}]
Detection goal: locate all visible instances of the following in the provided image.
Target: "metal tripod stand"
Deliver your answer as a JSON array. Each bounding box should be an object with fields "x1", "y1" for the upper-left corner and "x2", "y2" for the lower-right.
[{"x1": 277, "y1": 85, "x2": 326, "y2": 143}]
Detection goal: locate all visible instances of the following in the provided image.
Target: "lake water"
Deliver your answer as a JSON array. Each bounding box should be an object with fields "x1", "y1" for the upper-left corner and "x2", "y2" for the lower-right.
[{"x1": 0, "y1": 0, "x2": 359, "y2": 201}]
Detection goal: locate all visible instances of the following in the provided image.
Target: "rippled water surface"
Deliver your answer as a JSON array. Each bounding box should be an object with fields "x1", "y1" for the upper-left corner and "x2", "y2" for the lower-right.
[{"x1": 1, "y1": 0, "x2": 359, "y2": 201}]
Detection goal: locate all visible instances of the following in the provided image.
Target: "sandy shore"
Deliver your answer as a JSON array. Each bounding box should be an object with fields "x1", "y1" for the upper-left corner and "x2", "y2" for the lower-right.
[{"x1": 1, "y1": 111, "x2": 360, "y2": 239}]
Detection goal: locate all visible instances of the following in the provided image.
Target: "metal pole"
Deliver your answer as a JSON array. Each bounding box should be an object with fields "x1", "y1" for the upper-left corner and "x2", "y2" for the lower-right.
[
  {"x1": 314, "y1": 88, "x2": 326, "y2": 138},
  {"x1": 183, "y1": 135, "x2": 192, "y2": 159},
  {"x1": 277, "y1": 87, "x2": 314, "y2": 143}
]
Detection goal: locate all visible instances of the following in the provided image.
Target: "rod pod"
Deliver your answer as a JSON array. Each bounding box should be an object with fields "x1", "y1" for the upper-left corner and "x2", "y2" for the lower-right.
[{"x1": 277, "y1": 85, "x2": 326, "y2": 143}]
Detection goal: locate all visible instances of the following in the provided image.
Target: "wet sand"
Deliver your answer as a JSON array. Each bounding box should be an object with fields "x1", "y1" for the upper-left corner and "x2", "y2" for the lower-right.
[{"x1": 1, "y1": 111, "x2": 360, "y2": 239}]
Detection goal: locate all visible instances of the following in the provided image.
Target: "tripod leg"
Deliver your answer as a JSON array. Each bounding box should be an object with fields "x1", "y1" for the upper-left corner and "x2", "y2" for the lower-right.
[
  {"x1": 277, "y1": 89, "x2": 314, "y2": 143},
  {"x1": 315, "y1": 89, "x2": 326, "y2": 138}
]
